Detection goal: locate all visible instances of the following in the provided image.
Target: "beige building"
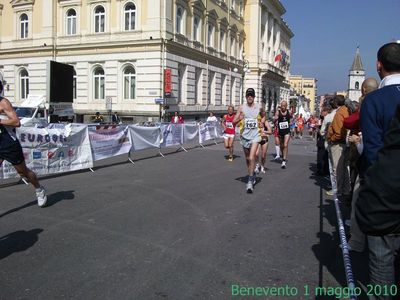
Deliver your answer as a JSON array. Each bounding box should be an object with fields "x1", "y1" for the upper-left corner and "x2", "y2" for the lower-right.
[
  {"x1": 289, "y1": 75, "x2": 317, "y2": 113},
  {"x1": 0, "y1": 0, "x2": 291, "y2": 122},
  {"x1": 244, "y1": 0, "x2": 293, "y2": 116}
]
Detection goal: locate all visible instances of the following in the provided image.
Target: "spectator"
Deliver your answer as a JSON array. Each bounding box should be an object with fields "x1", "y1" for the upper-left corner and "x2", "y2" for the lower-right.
[
  {"x1": 171, "y1": 111, "x2": 184, "y2": 124},
  {"x1": 93, "y1": 112, "x2": 104, "y2": 124},
  {"x1": 112, "y1": 112, "x2": 121, "y2": 124},
  {"x1": 327, "y1": 95, "x2": 350, "y2": 201},
  {"x1": 206, "y1": 112, "x2": 218, "y2": 122},
  {"x1": 356, "y1": 42, "x2": 400, "y2": 295},
  {"x1": 345, "y1": 78, "x2": 378, "y2": 253}
]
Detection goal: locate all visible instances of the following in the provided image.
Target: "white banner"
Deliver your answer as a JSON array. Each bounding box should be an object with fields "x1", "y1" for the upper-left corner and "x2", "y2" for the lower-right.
[
  {"x1": 129, "y1": 125, "x2": 161, "y2": 151},
  {"x1": 160, "y1": 123, "x2": 183, "y2": 148},
  {"x1": 88, "y1": 125, "x2": 132, "y2": 161},
  {"x1": 0, "y1": 124, "x2": 93, "y2": 179},
  {"x1": 183, "y1": 123, "x2": 199, "y2": 144},
  {"x1": 199, "y1": 121, "x2": 223, "y2": 144}
]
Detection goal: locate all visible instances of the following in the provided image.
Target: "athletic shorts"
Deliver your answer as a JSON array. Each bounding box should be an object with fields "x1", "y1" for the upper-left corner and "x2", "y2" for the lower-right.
[
  {"x1": 278, "y1": 134, "x2": 290, "y2": 144},
  {"x1": 223, "y1": 133, "x2": 235, "y2": 140},
  {"x1": 240, "y1": 136, "x2": 261, "y2": 149},
  {"x1": 0, "y1": 139, "x2": 24, "y2": 165},
  {"x1": 260, "y1": 136, "x2": 269, "y2": 145}
]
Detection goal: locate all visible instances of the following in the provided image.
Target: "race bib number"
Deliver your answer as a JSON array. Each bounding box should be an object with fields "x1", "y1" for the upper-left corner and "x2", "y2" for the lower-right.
[
  {"x1": 226, "y1": 121, "x2": 234, "y2": 129},
  {"x1": 279, "y1": 121, "x2": 289, "y2": 130},
  {"x1": 244, "y1": 118, "x2": 257, "y2": 129}
]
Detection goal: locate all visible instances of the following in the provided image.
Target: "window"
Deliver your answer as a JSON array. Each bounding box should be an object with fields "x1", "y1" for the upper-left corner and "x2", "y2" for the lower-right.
[
  {"x1": 20, "y1": 13, "x2": 29, "y2": 39},
  {"x1": 73, "y1": 69, "x2": 77, "y2": 99},
  {"x1": 178, "y1": 64, "x2": 186, "y2": 103},
  {"x1": 123, "y1": 66, "x2": 136, "y2": 99},
  {"x1": 195, "y1": 68, "x2": 202, "y2": 104},
  {"x1": 355, "y1": 81, "x2": 359, "y2": 90},
  {"x1": 93, "y1": 67, "x2": 105, "y2": 99},
  {"x1": 20, "y1": 69, "x2": 29, "y2": 99},
  {"x1": 176, "y1": 7, "x2": 184, "y2": 34},
  {"x1": 66, "y1": 9, "x2": 77, "y2": 35},
  {"x1": 94, "y1": 6, "x2": 105, "y2": 33},
  {"x1": 220, "y1": 30, "x2": 225, "y2": 52},
  {"x1": 193, "y1": 16, "x2": 200, "y2": 41},
  {"x1": 230, "y1": 37, "x2": 235, "y2": 56},
  {"x1": 208, "y1": 24, "x2": 214, "y2": 47},
  {"x1": 124, "y1": 3, "x2": 136, "y2": 31}
]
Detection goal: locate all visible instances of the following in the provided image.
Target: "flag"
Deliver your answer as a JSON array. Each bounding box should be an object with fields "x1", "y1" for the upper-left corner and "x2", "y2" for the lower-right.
[{"x1": 274, "y1": 54, "x2": 282, "y2": 62}]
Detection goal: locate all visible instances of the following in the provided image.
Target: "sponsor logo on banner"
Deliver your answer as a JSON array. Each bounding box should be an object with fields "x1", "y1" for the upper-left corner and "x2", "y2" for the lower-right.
[{"x1": 88, "y1": 125, "x2": 132, "y2": 161}]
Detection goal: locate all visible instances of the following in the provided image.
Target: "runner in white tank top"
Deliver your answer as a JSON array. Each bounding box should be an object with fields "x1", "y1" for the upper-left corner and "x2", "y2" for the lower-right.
[{"x1": 233, "y1": 88, "x2": 264, "y2": 193}]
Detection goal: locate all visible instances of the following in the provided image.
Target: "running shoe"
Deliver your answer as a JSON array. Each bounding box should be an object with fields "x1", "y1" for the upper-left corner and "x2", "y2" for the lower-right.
[
  {"x1": 260, "y1": 166, "x2": 266, "y2": 174},
  {"x1": 281, "y1": 161, "x2": 286, "y2": 169},
  {"x1": 36, "y1": 186, "x2": 48, "y2": 207},
  {"x1": 228, "y1": 155, "x2": 233, "y2": 161},
  {"x1": 254, "y1": 164, "x2": 260, "y2": 174},
  {"x1": 274, "y1": 155, "x2": 281, "y2": 161},
  {"x1": 325, "y1": 190, "x2": 334, "y2": 196},
  {"x1": 246, "y1": 180, "x2": 254, "y2": 193}
]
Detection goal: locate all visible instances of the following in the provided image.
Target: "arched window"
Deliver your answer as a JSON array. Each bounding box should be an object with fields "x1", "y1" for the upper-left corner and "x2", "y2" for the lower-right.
[
  {"x1": 123, "y1": 66, "x2": 136, "y2": 99},
  {"x1": 355, "y1": 81, "x2": 359, "y2": 90},
  {"x1": 66, "y1": 9, "x2": 77, "y2": 35},
  {"x1": 73, "y1": 69, "x2": 77, "y2": 99},
  {"x1": 124, "y1": 3, "x2": 136, "y2": 31},
  {"x1": 94, "y1": 6, "x2": 105, "y2": 33},
  {"x1": 20, "y1": 13, "x2": 29, "y2": 39},
  {"x1": 93, "y1": 67, "x2": 105, "y2": 99},
  {"x1": 20, "y1": 69, "x2": 29, "y2": 99},
  {"x1": 176, "y1": 7, "x2": 183, "y2": 34},
  {"x1": 193, "y1": 16, "x2": 200, "y2": 41}
]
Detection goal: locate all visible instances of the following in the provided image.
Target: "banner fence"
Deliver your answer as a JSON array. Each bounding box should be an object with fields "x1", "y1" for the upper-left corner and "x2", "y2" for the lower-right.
[{"x1": 1, "y1": 122, "x2": 224, "y2": 180}]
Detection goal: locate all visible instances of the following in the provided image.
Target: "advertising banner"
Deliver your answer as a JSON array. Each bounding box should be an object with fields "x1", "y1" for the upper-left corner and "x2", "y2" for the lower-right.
[
  {"x1": 129, "y1": 125, "x2": 161, "y2": 151},
  {"x1": 160, "y1": 123, "x2": 183, "y2": 148},
  {"x1": 0, "y1": 124, "x2": 93, "y2": 179},
  {"x1": 88, "y1": 125, "x2": 131, "y2": 161}
]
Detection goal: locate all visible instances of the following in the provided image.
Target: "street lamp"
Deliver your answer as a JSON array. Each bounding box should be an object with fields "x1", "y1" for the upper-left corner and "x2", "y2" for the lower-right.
[{"x1": 235, "y1": 53, "x2": 250, "y2": 104}]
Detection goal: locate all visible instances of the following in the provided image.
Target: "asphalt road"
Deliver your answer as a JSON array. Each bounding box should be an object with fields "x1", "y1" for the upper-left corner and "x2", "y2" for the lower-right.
[{"x1": 0, "y1": 136, "x2": 370, "y2": 300}]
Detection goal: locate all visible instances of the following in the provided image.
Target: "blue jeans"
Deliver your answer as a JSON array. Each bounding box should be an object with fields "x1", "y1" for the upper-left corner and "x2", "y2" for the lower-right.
[{"x1": 368, "y1": 234, "x2": 400, "y2": 300}]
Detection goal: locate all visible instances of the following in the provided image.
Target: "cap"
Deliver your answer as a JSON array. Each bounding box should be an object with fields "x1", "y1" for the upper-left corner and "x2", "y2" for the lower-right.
[{"x1": 245, "y1": 88, "x2": 255, "y2": 97}]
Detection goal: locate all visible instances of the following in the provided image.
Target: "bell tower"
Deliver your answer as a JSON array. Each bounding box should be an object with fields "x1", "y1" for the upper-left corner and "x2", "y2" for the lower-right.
[{"x1": 348, "y1": 47, "x2": 365, "y2": 102}]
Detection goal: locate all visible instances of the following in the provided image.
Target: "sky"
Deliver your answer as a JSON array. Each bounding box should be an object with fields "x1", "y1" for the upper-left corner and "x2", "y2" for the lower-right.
[{"x1": 280, "y1": 0, "x2": 400, "y2": 95}]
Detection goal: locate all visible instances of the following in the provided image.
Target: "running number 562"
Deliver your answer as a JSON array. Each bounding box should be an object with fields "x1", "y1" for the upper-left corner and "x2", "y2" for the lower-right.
[{"x1": 367, "y1": 285, "x2": 397, "y2": 297}]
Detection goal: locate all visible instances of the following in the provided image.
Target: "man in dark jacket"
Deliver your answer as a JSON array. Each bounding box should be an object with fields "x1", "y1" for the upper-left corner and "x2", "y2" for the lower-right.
[{"x1": 356, "y1": 42, "x2": 400, "y2": 297}]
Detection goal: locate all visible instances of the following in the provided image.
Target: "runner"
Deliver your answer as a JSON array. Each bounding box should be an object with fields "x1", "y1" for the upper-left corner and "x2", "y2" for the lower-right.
[
  {"x1": 221, "y1": 105, "x2": 236, "y2": 161},
  {"x1": 0, "y1": 80, "x2": 48, "y2": 207},
  {"x1": 273, "y1": 105, "x2": 282, "y2": 161},
  {"x1": 296, "y1": 113, "x2": 305, "y2": 139},
  {"x1": 307, "y1": 114, "x2": 317, "y2": 139},
  {"x1": 233, "y1": 88, "x2": 264, "y2": 193},
  {"x1": 255, "y1": 110, "x2": 273, "y2": 174},
  {"x1": 274, "y1": 100, "x2": 291, "y2": 169}
]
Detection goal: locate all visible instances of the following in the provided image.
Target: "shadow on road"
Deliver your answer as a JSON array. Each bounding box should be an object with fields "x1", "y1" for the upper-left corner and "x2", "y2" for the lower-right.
[
  {"x1": 0, "y1": 190, "x2": 75, "y2": 218},
  {"x1": 235, "y1": 176, "x2": 263, "y2": 186},
  {"x1": 0, "y1": 229, "x2": 43, "y2": 260}
]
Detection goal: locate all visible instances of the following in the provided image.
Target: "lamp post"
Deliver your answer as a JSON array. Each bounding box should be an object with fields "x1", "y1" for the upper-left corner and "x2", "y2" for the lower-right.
[{"x1": 233, "y1": 53, "x2": 250, "y2": 105}]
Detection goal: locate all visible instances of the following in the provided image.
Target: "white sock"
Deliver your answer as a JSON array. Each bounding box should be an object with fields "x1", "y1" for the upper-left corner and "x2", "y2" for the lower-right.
[{"x1": 275, "y1": 146, "x2": 280, "y2": 156}]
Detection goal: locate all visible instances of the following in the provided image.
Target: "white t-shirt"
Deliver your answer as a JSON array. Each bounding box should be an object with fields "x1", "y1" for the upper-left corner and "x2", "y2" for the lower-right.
[{"x1": 207, "y1": 116, "x2": 218, "y2": 122}]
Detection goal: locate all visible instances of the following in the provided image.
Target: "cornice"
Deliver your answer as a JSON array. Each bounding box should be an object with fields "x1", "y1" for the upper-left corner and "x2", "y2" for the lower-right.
[{"x1": 10, "y1": 0, "x2": 35, "y2": 8}]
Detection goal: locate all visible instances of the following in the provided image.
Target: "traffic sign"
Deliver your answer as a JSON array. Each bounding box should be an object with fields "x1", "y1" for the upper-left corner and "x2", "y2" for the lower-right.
[{"x1": 154, "y1": 98, "x2": 165, "y2": 104}]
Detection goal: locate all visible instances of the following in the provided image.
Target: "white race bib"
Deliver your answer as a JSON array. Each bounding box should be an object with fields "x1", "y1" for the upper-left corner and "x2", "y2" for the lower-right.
[
  {"x1": 279, "y1": 121, "x2": 289, "y2": 130},
  {"x1": 244, "y1": 118, "x2": 257, "y2": 129},
  {"x1": 226, "y1": 121, "x2": 234, "y2": 129}
]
